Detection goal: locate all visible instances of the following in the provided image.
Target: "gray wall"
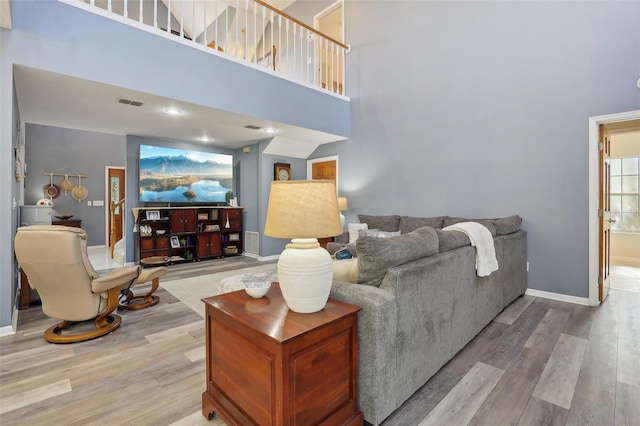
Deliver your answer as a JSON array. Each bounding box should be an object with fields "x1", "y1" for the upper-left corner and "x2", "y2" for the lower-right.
[
  {"x1": 24, "y1": 124, "x2": 126, "y2": 246},
  {"x1": 258, "y1": 142, "x2": 310, "y2": 256},
  {"x1": 312, "y1": 0, "x2": 640, "y2": 298},
  {"x1": 125, "y1": 135, "x2": 237, "y2": 263}
]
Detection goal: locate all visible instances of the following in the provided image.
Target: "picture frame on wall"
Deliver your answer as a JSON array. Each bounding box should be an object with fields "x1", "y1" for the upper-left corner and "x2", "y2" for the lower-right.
[{"x1": 274, "y1": 163, "x2": 291, "y2": 181}]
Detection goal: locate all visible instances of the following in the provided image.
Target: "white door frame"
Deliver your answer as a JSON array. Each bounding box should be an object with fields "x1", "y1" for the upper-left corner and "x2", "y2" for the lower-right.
[{"x1": 588, "y1": 110, "x2": 640, "y2": 305}]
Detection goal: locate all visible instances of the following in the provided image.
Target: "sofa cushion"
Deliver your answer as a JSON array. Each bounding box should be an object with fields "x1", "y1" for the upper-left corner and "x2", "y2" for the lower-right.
[
  {"x1": 356, "y1": 226, "x2": 439, "y2": 287},
  {"x1": 492, "y1": 215, "x2": 522, "y2": 235},
  {"x1": 399, "y1": 216, "x2": 445, "y2": 233},
  {"x1": 348, "y1": 222, "x2": 368, "y2": 243},
  {"x1": 443, "y1": 216, "x2": 497, "y2": 237},
  {"x1": 435, "y1": 229, "x2": 471, "y2": 252},
  {"x1": 361, "y1": 229, "x2": 402, "y2": 238},
  {"x1": 358, "y1": 214, "x2": 401, "y2": 232}
]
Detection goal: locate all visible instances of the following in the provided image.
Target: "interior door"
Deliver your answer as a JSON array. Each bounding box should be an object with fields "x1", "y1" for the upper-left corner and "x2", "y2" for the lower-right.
[
  {"x1": 311, "y1": 160, "x2": 337, "y2": 181},
  {"x1": 598, "y1": 125, "x2": 612, "y2": 302},
  {"x1": 108, "y1": 168, "x2": 125, "y2": 246}
]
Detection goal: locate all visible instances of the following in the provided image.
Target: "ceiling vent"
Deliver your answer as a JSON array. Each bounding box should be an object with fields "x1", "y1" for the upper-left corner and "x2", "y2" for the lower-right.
[
  {"x1": 118, "y1": 98, "x2": 143, "y2": 107},
  {"x1": 244, "y1": 124, "x2": 262, "y2": 130}
]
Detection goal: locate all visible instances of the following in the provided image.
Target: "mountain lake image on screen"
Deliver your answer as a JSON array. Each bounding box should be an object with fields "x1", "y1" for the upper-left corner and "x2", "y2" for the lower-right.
[{"x1": 139, "y1": 144, "x2": 233, "y2": 204}]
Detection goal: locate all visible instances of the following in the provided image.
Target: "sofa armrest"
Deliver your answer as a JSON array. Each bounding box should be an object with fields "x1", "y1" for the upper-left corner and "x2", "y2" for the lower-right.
[{"x1": 329, "y1": 281, "x2": 398, "y2": 426}]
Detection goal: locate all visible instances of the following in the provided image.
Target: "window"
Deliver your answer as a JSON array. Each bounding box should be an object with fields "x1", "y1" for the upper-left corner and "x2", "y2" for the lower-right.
[{"x1": 610, "y1": 156, "x2": 640, "y2": 232}]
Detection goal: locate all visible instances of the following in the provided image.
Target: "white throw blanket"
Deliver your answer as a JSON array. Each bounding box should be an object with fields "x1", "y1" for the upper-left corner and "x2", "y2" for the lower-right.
[{"x1": 442, "y1": 222, "x2": 499, "y2": 277}]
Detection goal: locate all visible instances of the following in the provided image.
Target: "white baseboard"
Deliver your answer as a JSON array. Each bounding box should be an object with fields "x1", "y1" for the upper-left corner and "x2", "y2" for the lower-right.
[
  {"x1": 611, "y1": 256, "x2": 640, "y2": 266},
  {"x1": 258, "y1": 254, "x2": 280, "y2": 262},
  {"x1": 240, "y1": 253, "x2": 279, "y2": 262},
  {"x1": 525, "y1": 288, "x2": 591, "y2": 306},
  {"x1": 0, "y1": 324, "x2": 15, "y2": 337}
]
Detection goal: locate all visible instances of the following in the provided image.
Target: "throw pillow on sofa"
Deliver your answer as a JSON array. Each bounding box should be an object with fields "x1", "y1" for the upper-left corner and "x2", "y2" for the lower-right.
[
  {"x1": 360, "y1": 229, "x2": 402, "y2": 238},
  {"x1": 492, "y1": 215, "x2": 522, "y2": 235},
  {"x1": 357, "y1": 214, "x2": 401, "y2": 232},
  {"x1": 443, "y1": 217, "x2": 497, "y2": 236},
  {"x1": 348, "y1": 223, "x2": 368, "y2": 243},
  {"x1": 356, "y1": 226, "x2": 439, "y2": 287},
  {"x1": 399, "y1": 216, "x2": 445, "y2": 234}
]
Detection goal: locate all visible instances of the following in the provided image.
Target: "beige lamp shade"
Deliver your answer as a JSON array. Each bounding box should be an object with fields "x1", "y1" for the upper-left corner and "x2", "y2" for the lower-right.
[
  {"x1": 265, "y1": 180, "x2": 342, "y2": 239},
  {"x1": 337, "y1": 197, "x2": 348, "y2": 212}
]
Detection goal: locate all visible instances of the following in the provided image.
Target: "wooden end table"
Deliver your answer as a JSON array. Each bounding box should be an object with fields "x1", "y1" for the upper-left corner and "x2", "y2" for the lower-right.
[{"x1": 202, "y1": 283, "x2": 363, "y2": 426}]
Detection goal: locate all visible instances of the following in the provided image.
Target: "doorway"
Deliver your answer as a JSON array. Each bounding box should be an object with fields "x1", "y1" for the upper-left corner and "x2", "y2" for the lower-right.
[
  {"x1": 107, "y1": 167, "x2": 125, "y2": 249},
  {"x1": 607, "y1": 124, "x2": 640, "y2": 293},
  {"x1": 314, "y1": 0, "x2": 343, "y2": 93},
  {"x1": 588, "y1": 111, "x2": 640, "y2": 305}
]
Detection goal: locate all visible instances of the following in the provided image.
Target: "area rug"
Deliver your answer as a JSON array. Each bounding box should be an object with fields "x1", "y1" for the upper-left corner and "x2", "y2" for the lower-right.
[{"x1": 160, "y1": 263, "x2": 278, "y2": 317}]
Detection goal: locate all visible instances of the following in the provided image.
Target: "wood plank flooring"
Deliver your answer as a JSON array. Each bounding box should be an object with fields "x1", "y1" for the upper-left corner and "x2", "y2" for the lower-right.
[{"x1": 1, "y1": 259, "x2": 639, "y2": 426}]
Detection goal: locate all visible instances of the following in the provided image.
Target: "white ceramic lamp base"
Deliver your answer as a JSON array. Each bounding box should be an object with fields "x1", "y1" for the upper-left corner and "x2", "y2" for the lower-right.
[{"x1": 277, "y1": 238, "x2": 333, "y2": 313}]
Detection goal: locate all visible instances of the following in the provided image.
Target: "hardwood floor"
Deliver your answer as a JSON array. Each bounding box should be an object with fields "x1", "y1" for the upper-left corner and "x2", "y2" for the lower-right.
[{"x1": 1, "y1": 259, "x2": 638, "y2": 426}]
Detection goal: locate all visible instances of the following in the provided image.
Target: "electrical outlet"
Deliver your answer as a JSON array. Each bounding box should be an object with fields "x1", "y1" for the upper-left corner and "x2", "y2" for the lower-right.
[{"x1": 526, "y1": 261, "x2": 530, "y2": 272}]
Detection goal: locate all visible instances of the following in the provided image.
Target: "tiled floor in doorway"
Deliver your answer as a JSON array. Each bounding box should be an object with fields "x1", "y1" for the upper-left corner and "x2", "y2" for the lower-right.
[{"x1": 610, "y1": 264, "x2": 640, "y2": 293}]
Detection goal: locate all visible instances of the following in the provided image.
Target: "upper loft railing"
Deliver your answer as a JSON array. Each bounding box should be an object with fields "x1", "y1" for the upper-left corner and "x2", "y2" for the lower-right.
[{"x1": 77, "y1": 0, "x2": 348, "y2": 96}]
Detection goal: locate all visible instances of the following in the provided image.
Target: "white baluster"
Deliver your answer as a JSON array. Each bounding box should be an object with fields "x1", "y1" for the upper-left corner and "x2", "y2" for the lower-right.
[
  {"x1": 123, "y1": 0, "x2": 127, "y2": 18},
  {"x1": 153, "y1": 0, "x2": 157, "y2": 28},
  {"x1": 167, "y1": 0, "x2": 171, "y2": 35},
  {"x1": 261, "y1": 5, "x2": 265, "y2": 68},
  {"x1": 253, "y1": 1, "x2": 257, "y2": 63},
  {"x1": 270, "y1": 10, "x2": 275, "y2": 70},
  {"x1": 331, "y1": 42, "x2": 335, "y2": 93},
  {"x1": 203, "y1": 0, "x2": 207, "y2": 46},
  {"x1": 235, "y1": 0, "x2": 239, "y2": 57},
  {"x1": 286, "y1": 20, "x2": 290, "y2": 74},
  {"x1": 179, "y1": 0, "x2": 183, "y2": 38},
  {"x1": 292, "y1": 24, "x2": 297, "y2": 77},
  {"x1": 245, "y1": 0, "x2": 249, "y2": 59},
  {"x1": 278, "y1": 15, "x2": 282, "y2": 71},
  {"x1": 214, "y1": 0, "x2": 218, "y2": 48},
  {"x1": 299, "y1": 26, "x2": 303, "y2": 79}
]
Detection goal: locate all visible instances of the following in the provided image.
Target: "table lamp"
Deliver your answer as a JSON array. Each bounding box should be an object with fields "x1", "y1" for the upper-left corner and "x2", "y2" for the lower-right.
[
  {"x1": 337, "y1": 197, "x2": 348, "y2": 228},
  {"x1": 264, "y1": 180, "x2": 342, "y2": 313}
]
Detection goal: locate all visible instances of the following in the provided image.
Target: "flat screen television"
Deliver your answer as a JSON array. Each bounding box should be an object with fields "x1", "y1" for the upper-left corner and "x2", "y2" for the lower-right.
[{"x1": 139, "y1": 144, "x2": 233, "y2": 204}]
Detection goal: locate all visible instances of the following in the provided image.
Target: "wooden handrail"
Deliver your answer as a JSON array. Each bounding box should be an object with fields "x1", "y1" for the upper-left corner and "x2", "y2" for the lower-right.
[
  {"x1": 109, "y1": 197, "x2": 126, "y2": 259},
  {"x1": 254, "y1": 0, "x2": 348, "y2": 50}
]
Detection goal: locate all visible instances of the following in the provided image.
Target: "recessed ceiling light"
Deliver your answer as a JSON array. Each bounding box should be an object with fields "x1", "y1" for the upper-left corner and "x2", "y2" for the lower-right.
[
  {"x1": 164, "y1": 107, "x2": 182, "y2": 116},
  {"x1": 198, "y1": 136, "x2": 213, "y2": 142},
  {"x1": 263, "y1": 127, "x2": 276, "y2": 134}
]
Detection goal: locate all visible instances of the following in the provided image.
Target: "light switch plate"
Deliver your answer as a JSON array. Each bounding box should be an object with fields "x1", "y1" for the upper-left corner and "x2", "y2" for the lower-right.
[{"x1": 93, "y1": 200, "x2": 104, "y2": 206}]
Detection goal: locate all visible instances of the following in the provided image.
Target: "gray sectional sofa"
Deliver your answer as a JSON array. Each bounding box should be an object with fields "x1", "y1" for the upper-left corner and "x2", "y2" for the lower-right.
[{"x1": 327, "y1": 214, "x2": 527, "y2": 425}]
